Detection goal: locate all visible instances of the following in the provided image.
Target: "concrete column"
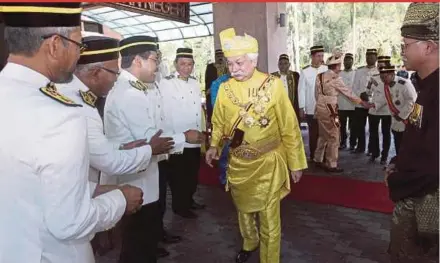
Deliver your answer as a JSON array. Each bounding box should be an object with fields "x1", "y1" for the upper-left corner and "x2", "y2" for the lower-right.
[{"x1": 213, "y1": 2, "x2": 287, "y2": 73}]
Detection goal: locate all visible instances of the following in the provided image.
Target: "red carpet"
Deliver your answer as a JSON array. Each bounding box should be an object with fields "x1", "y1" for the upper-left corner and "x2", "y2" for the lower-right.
[{"x1": 198, "y1": 160, "x2": 394, "y2": 214}]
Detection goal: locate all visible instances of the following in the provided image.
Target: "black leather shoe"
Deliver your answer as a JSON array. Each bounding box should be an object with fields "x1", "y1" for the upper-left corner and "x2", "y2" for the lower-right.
[
  {"x1": 236, "y1": 249, "x2": 254, "y2": 263},
  {"x1": 191, "y1": 201, "x2": 206, "y2": 210},
  {"x1": 174, "y1": 210, "x2": 198, "y2": 219},
  {"x1": 326, "y1": 167, "x2": 344, "y2": 173},
  {"x1": 157, "y1": 247, "x2": 170, "y2": 258},
  {"x1": 369, "y1": 156, "x2": 378, "y2": 163},
  {"x1": 162, "y1": 232, "x2": 182, "y2": 244}
]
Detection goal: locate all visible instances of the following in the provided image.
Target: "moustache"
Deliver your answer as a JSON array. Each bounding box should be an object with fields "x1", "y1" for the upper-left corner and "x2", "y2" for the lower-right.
[{"x1": 231, "y1": 72, "x2": 244, "y2": 77}]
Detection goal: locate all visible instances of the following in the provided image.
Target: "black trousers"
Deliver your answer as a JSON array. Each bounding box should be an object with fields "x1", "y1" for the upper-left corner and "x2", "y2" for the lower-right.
[
  {"x1": 306, "y1": 114, "x2": 319, "y2": 160},
  {"x1": 353, "y1": 108, "x2": 369, "y2": 151},
  {"x1": 368, "y1": 114, "x2": 392, "y2": 159},
  {"x1": 167, "y1": 147, "x2": 201, "y2": 213},
  {"x1": 119, "y1": 201, "x2": 160, "y2": 263},
  {"x1": 392, "y1": 130, "x2": 404, "y2": 155},
  {"x1": 158, "y1": 160, "x2": 169, "y2": 237},
  {"x1": 338, "y1": 110, "x2": 356, "y2": 148}
]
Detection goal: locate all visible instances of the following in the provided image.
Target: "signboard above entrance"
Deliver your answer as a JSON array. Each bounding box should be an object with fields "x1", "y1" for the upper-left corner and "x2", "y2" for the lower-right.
[{"x1": 98, "y1": 2, "x2": 190, "y2": 24}]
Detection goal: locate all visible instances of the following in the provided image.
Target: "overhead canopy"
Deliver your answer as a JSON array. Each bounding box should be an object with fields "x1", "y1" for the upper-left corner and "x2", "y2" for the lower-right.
[{"x1": 82, "y1": 2, "x2": 213, "y2": 42}]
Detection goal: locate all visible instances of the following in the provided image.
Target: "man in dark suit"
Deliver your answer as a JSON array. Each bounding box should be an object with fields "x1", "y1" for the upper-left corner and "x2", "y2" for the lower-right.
[
  {"x1": 204, "y1": 49, "x2": 226, "y2": 124},
  {"x1": 271, "y1": 54, "x2": 301, "y2": 123}
]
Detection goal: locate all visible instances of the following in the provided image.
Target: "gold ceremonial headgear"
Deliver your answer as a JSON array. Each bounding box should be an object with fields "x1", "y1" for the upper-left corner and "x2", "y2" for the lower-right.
[{"x1": 219, "y1": 28, "x2": 258, "y2": 58}]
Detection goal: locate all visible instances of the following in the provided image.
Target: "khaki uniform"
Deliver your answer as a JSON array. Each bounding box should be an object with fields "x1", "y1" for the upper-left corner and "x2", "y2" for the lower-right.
[{"x1": 313, "y1": 70, "x2": 362, "y2": 167}]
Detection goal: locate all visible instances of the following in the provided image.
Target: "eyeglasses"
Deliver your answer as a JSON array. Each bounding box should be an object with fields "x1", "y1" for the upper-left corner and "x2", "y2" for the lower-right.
[
  {"x1": 99, "y1": 67, "x2": 120, "y2": 77},
  {"x1": 400, "y1": 41, "x2": 421, "y2": 50},
  {"x1": 42, "y1": 34, "x2": 87, "y2": 52}
]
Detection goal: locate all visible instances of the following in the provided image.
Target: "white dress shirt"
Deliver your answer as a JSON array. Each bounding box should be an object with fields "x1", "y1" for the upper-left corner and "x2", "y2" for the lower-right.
[
  {"x1": 103, "y1": 70, "x2": 185, "y2": 205},
  {"x1": 279, "y1": 74, "x2": 289, "y2": 94},
  {"x1": 0, "y1": 63, "x2": 126, "y2": 263},
  {"x1": 338, "y1": 69, "x2": 356, "y2": 111},
  {"x1": 159, "y1": 73, "x2": 203, "y2": 149},
  {"x1": 388, "y1": 76, "x2": 418, "y2": 132},
  {"x1": 298, "y1": 64, "x2": 328, "y2": 115}
]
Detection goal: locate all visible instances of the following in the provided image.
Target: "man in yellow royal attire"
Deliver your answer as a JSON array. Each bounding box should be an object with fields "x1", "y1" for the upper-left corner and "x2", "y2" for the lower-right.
[{"x1": 205, "y1": 28, "x2": 307, "y2": 263}]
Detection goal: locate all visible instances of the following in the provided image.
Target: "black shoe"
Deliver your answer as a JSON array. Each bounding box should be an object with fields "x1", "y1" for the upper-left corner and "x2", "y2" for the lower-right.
[
  {"x1": 174, "y1": 210, "x2": 198, "y2": 219},
  {"x1": 235, "y1": 249, "x2": 255, "y2": 263},
  {"x1": 366, "y1": 152, "x2": 372, "y2": 156},
  {"x1": 162, "y1": 232, "x2": 182, "y2": 244},
  {"x1": 352, "y1": 148, "x2": 364, "y2": 154},
  {"x1": 349, "y1": 146, "x2": 356, "y2": 151},
  {"x1": 380, "y1": 158, "x2": 387, "y2": 165},
  {"x1": 191, "y1": 201, "x2": 206, "y2": 210},
  {"x1": 369, "y1": 156, "x2": 378, "y2": 163},
  {"x1": 157, "y1": 247, "x2": 170, "y2": 258},
  {"x1": 326, "y1": 167, "x2": 344, "y2": 173}
]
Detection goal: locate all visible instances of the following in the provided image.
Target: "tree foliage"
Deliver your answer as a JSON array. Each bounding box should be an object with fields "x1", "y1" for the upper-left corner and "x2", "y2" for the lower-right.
[{"x1": 159, "y1": 3, "x2": 409, "y2": 90}]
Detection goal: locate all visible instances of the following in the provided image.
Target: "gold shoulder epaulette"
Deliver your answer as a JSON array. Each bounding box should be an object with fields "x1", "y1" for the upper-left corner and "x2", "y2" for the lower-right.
[
  {"x1": 40, "y1": 83, "x2": 82, "y2": 107},
  {"x1": 79, "y1": 90, "x2": 97, "y2": 108},
  {"x1": 302, "y1": 65, "x2": 310, "y2": 70},
  {"x1": 270, "y1": 72, "x2": 280, "y2": 78},
  {"x1": 398, "y1": 79, "x2": 406, "y2": 85},
  {"x1": 165, "y1": 75, "x2": 175, "y2": 80},
  {"x1": 129, "y1": 80, "x2": 147, "y2": 91}
]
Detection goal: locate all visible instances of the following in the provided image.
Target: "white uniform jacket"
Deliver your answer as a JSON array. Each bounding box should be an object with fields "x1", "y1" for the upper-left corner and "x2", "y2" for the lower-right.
[
  {"x1": 103, "y1": 70, "x2": 185, "y2": 205},
  {"x1": 0, "y1": 63, "x2": 126, "y2": 263},
  {"x1": 368, "y1": 76, "x2": 391, "y2": 116},
  {"x1": 353, "y1": 66, "x2": 379, "y2": 108},
  {"x1": 159, "y1": 73, "x2": 203, "y2": 149},
  {"x1": 298, "y1": 64, "x2": 328, "y2": 115},
  {"x1": 386, "y1": 76, "x2": 418, "y2": 132},
  {"x1": 338, "y1": 69, "x2": 356, "y2": 111},
  {"x1": 59, "y1": 76, "x2": 153, "y2": 195}
]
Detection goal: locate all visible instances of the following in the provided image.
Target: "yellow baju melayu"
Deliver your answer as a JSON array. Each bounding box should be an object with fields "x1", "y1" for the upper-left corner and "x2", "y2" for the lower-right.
[{"x1": 210, "y1": 28, "x2": 307, "y2": 263}]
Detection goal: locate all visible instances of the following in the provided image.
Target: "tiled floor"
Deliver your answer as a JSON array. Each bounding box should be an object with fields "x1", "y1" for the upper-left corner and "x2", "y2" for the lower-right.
[{"x1": 97, "y1": 128, "x2": 397, "y2": 263}]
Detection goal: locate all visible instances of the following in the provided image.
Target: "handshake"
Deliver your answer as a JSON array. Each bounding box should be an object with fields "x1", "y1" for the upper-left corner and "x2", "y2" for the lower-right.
[{"x1": 119, "y1": 129, "x2": 205, "y2": 155}]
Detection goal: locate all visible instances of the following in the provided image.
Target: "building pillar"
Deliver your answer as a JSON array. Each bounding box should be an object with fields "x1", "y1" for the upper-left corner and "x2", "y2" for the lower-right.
[{"x1": 213, "y1": 2, "x2": 287, "y2": 73}]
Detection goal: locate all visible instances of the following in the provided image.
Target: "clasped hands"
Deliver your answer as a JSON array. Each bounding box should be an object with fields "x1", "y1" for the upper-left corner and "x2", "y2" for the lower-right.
[{"x1": 118, "y1": 129, "x2": 205, "y2": 155}]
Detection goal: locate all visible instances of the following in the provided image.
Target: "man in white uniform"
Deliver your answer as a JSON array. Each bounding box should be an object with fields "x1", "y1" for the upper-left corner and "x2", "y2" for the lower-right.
[
  {"x1": 0, "y1": 3, "x2": 142, "y2": 263},
  {"x1": 366, "y1": 56, "x2": 392, "y2": 164},
  {"x1": 59, "y1": 36, "x2": 176, "y2": 259},
  {"x1": 338, "y1": 53, "x2": 356, "y2": 150},
  {"x1": 298, "y1": 45, "x2": 328, "y2": 161},
  {"x1": 351, "y1": 48, "x2": 378, "y2": 154},
  {"x1": 378, "y1": 64, "x2": 417, "y2": 158},
  {"x1": 160, "y1": 48, "x2": 205, "y2": 219},
  {"x1": 103, "y1": 36, "x2": 201, "y2": 263}
]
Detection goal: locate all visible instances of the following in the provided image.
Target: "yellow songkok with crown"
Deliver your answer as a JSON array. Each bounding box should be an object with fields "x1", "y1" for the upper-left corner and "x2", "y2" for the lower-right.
[{"x1": 219, "y1": 28, "x2": 258, "y2": 58}]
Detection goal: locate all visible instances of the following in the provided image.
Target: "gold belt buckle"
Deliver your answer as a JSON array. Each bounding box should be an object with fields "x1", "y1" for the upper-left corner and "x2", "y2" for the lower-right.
[{"x1": 231, "y1": 146, "x2": 261, "y2": 160}]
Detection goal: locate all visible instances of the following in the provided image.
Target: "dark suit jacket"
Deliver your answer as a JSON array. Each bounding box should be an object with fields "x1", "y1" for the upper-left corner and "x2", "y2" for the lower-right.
[{"x1": 271, "y1": 70, "x2": 300, "y2": 121}]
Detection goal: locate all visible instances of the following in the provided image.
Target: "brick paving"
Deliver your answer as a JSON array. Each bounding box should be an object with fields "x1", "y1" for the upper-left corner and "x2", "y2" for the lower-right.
[
  {"x1": 96, "y1": 127, "x2": 398, "y2": 263},
  {"x1": 97, "y1": 186, "x2": 391, "y2": 263}
]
